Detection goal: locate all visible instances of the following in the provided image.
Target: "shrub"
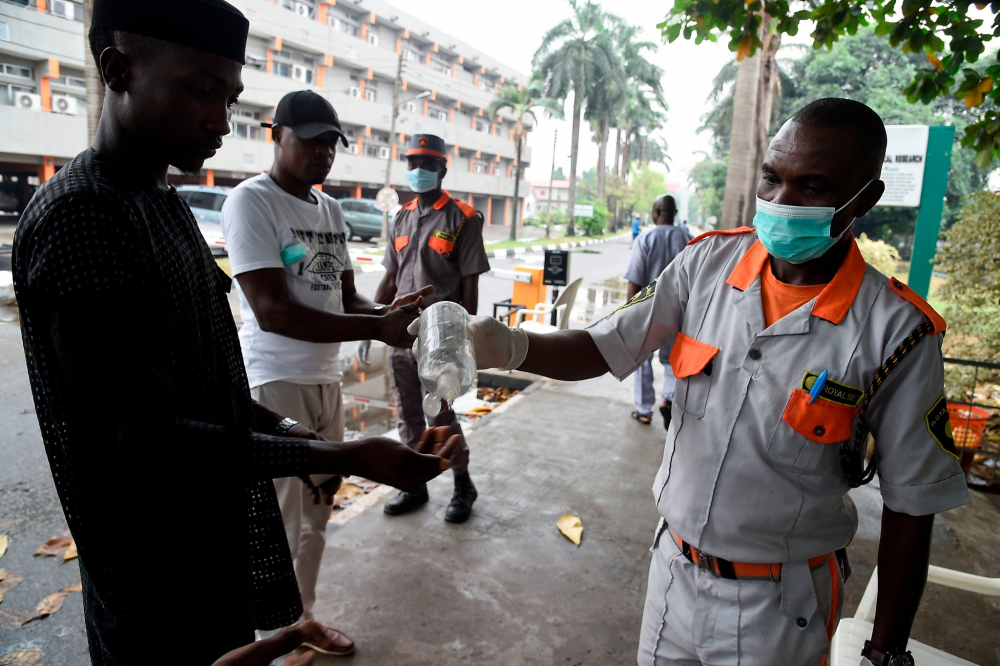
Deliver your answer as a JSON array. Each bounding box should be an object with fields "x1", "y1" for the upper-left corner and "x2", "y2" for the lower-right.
[
  {"x1": 856, "y1": 232, "x2": 901, "y2": 277},
  {"x1": 578, "y1": 199, "x2": 609, "y2": 237}
]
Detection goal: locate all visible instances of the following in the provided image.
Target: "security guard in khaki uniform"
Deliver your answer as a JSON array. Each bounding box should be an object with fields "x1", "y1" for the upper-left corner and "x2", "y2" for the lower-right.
[
  {"x1": 375, "y1": 134, "x2": 491, "y2": 523},
  {"x1": 465, "y1": 99, "x2": 970, "y2": 666}
]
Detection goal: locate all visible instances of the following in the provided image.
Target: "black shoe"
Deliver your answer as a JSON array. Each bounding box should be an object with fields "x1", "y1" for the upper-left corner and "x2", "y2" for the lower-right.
[
  {"x1": 445, "y1": 473, "x2": 478, "y2": 523},
  {"x1": 383, "y1": 485, "x2": 429, "y2": 516},
  {"x1": 659, "y1": 401, "x2": 672, "y2": 431}
]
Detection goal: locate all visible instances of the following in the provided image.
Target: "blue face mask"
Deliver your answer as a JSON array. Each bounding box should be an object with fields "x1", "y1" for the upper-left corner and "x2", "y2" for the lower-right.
[
  {"x1": 753, "y1": 181, "x2": 872, "y2": 264},
  {"x1": 406, "y1": 168, "x2": 440, "y2": 193}
]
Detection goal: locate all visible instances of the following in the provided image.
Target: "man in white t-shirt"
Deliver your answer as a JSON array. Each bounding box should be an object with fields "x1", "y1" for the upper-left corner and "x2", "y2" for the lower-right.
[{"x1": 222, "y1": 91, "x2": 429, "y2": 658}]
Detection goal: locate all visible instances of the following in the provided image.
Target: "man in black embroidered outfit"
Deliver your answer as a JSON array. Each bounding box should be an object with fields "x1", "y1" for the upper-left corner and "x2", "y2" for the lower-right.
[{"x1": 12, "y1": 1, "x2": 456, "y2": 664}]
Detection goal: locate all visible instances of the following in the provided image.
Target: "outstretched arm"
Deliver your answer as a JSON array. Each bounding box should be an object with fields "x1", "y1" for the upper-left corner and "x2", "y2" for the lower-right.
[
  {"x1": 519, "y1": 330, "x2": 610, "y2": 381},
  {"x1": 869, "y1": 506, "x2": 934, "y2": 654}
]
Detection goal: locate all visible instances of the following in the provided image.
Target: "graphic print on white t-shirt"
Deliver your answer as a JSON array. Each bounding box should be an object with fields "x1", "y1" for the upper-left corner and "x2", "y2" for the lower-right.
[{"x1": 221, "y1": 174, "x2": 353, "y2": 388}]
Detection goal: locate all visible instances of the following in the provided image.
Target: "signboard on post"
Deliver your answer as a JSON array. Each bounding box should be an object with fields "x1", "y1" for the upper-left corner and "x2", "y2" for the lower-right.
[
  {"x1": 877, "y1": 125, "x2": 930, "y2": 208},
  {"x1": 376, "y1": 187, "x2": 399, "y2": 212},
  {"x1": 543, "y1": 249, "x2": 570, "y2": 286},
  {"x1": 573, "y1": 203, "x2": 594, "y2": 218}
]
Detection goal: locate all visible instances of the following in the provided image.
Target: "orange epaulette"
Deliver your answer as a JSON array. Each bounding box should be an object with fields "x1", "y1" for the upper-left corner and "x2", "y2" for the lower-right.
[
  {"x1": 453, "y1": 198, "x2": 480, "y2": 219},
  {"x1": 886, "y1": 277, "x2": 947, "y2": 334},
  {"x1": 687, "y1": 226, "x2": 755, "y2": 246}
]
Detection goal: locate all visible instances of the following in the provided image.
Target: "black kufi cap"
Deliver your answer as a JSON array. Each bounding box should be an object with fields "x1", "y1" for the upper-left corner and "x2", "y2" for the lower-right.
[{"x1": 92, "y1": 0, "x2": 249, "y2": 64}]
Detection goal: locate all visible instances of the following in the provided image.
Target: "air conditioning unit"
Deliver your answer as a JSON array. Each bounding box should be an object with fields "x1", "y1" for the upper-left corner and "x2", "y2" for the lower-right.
[
  {"x1": 50, "y1": 0, "x2": 76, "y2": 20},
  {"x1": 51, "y1": 94, "x2": 78, "y2": 115},
  {"x1": 436, "y1": 111, "x2": 448, "y2": 122},
  {"x1": 473, "y1": 163, "x2": 485, "y2": 174},
  {"x1": 295, "y1": 2, "x2": 311, "y2": 17},
  {"x1": 404, "y1": 102, "x2": 417, "y2": 113},
  {"x1": 349, "y1": 86, "x2": 361, "y2": 98},
  {"x1": 292, "y1": 65, "x2": 308, "y2": 83},
  {"x1": 367, "y1": 33, "x2": 380, "y2": 47},
  {"x1": 15, "y1": 92, "x2": 42, "y2": 112},
  {"x1": 364, "y1": 89, "x2": 376, "y2": 102},
  {"x1": 378, "y1": 146, "x2": 390, "y2": 159}
]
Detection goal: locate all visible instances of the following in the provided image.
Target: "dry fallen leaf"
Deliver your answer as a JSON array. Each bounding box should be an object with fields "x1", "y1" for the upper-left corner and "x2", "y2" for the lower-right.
[
  {"x1": 21, "y1": 591, "x2": 67, "y2": 625},
  {"x1": 0, "y1": 570, "x2": 25, "y2": 604},
  {"x1": 557, "y1": 513, "x2": 584, "y2": 546},
  {"x1": 334, "y1": 483, "x2": 365, "y2": 500},
  {"x1": 63, "y1": 540, "x2": 77, "y2": 562},
  {"x1": 35, "y1": 537, "x2": 72, "y2": 557},
  {"x1": 0, "y1": 649, "x2": 43, "y2": 666},
  {"x1": 62, "y1": 581, "x2": 82, "y2": 593},
  {"x1": 0, "y1": 534, "x2": 8, "y2": 559}
]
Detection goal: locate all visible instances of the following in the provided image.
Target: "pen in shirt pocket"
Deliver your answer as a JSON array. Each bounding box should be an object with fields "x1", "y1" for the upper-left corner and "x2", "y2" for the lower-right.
[{"x1": 809, "y1": 370, "x2": 829, "y2": 404}]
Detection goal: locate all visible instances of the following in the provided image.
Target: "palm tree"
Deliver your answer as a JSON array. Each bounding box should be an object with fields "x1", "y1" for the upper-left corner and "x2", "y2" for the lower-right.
[
  {"x1": 486, "y1": 78, "x2": 564, "y2": 241},
  {"x1": 83, "y1": 0, "x2": 103, "y2": 142},
  {"x1": 533, "y1": 0, "x2": 625, "y2": 236}
]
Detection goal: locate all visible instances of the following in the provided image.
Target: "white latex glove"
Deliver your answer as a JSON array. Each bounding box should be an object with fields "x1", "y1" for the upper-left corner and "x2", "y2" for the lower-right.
[{"x1": 468, "y1": 315, "x2": 529, "y2": 370}]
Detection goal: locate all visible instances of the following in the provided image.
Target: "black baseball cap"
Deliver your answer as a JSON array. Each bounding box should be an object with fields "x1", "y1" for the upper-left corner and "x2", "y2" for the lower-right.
[{"x1": 262, "y1": 90, "x2": 349, "y2": 147}]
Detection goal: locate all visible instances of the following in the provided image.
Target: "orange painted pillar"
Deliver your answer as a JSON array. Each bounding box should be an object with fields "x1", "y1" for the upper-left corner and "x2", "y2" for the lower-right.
[
  {"x1": 36, "y1": 0, "x2": 46, "y2": 11},
  {"x1": 486, "y1": 197, "x2": 492, "y2": 226},
  {"x1": 317, "y1": 4, "x2": 327, "y2": 23},
  {"x1": 42, "y1": 156, "x2": 55, "y2": 182},
  {"x1": 354, "y1": 183, "x2": 362, "y2": 198},
  {"x1": 40, "y1": 77, "x2": 52, "y2": 112},
  {"x1": 202, "y1": 170, "x2": 215, "y2": 186}
]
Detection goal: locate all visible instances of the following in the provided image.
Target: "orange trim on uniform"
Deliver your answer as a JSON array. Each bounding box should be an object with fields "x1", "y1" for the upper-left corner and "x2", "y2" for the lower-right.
[
  {"x1": 453, "y1": 197, "x2": 478, "y2": 219},
  {"x1": 887, "y1": 277, "x2": 947, "y2": 334},
  {"x1": 428, "y1": 236, "x2": 455, "y2": 254},
  {"x1": 825, "y1": 557, "x2": 841, "y2": 644},
  {"x1": 782, "y1": 388, "x2": 859, "y2": 444},
  {"x1": 403, "y1": 199, "x2": 418, "y2": 211},
  {"x1": 667, "y1": 333, "x2": 719, "y2": 379},
  {"x1": 726, "y1": 238, "x2": 867, "y2": 326},
  {"x1": 433, "y1": 191, "x2": 452, "y2": 210},
  {"x1": 689, "y1": 226, "x2": 755, "y2": 247},
  {"x1": 395, "y1": 235, "x2": 409, "y2": 252},
  {"x1": 406, "y1": 147, "x2": 447, "y2": 159}
]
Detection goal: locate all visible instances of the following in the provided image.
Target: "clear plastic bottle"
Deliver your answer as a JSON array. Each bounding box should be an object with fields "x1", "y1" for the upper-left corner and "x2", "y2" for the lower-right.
[{"x1": 416, "y1": 302, "x2": 477, "y2": 417}]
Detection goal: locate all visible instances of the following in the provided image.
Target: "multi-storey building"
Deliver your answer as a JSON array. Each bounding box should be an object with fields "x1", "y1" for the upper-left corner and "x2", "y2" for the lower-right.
[
  {"x1": 524, "y1": 179, "x2": 571, "y2": 219},
  {"x1": 0, "y1": 0, "x2": 532, "y2": 227}
]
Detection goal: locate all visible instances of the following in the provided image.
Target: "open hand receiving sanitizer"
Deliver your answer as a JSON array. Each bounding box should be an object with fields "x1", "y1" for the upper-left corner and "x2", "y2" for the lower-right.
[{"x1": 416, "y1": 302, "x2": 477, "y2": 417}]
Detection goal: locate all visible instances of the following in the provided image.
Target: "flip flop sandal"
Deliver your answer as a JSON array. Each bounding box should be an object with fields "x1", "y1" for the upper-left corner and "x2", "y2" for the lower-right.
[{"x1": 631, "y1": 411, "x2": 653, "y2": 425}]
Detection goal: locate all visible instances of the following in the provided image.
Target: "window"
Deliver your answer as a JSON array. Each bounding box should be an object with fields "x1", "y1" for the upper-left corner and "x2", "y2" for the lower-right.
[
  {"x1": 181, "y1": 191, "x2": 226, "y2": 211},
  {"x1": 431, "y1": 60, "x2": 450, "y2": 75},
  {"x1": 2, "y1": 63, "x2": 33, "y2": 79},
  {"x1": 403, "y1": 49, "x2": 419, "y2": 62},
  {"x1": 364, "y1": 145, "x2": 382, "y2": 158},
  {"x1": 367, "y1": 33, "x2": 380, "y2": 47},
  {"x1": 475, "y1": 120, "x2": 488, "y2": 133},
  {"x1": 364, "y1": 89, "x2": 376, "y2": 102},
  {"x1": 473, "y1": 162, "x2": 486, "y2": 174},
  {"x1": 478, "y1": 80, "x2": 491, "y2": 92},
  {"x1": 341, "y1": 201, "x2": 357, "y2": 212},
  {"x1": 537, "y1": 190, "x2": 547, "y2": 198}
]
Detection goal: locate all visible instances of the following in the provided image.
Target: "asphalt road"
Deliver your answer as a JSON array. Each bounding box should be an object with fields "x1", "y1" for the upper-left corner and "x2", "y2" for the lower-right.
[{"x1": 0, "y1": 234, "x2": 635, "y2": 664}]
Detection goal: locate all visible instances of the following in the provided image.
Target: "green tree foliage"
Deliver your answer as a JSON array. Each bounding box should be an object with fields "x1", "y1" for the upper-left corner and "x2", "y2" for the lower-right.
[
  {"x1": 606, "y1": 166, "x2": 668, "y2": 219},
  {"x1": 936, "y1": 192, "x2": 1000, "y2": 360},
  {"x1": 578, "y1": 199, "x2": 611, "y2": 235},
  {"x1": 660, "y1": 0, "x2": 1000, "y2": 166},
  {"x1": 697, "y1": 28, "x2": 995, "y2": 257},
  {"x1": 855, "y1": 232, "x2": 902, "y2": 275},
  {"x1": 688, "y1": 157, "x2": 728, "y2": 224},
  {"x1": 552, "y1": 167, "x2": 567, "y2": 180}
]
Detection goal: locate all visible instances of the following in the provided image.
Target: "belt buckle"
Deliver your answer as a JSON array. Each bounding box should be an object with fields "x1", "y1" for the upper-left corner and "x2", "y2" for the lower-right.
[{"x1": 697, "y1": 553, "x2": 718, "y2": 577}]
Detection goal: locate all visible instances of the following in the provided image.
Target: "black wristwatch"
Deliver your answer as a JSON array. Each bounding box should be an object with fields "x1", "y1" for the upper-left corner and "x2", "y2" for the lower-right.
[
  {"x1": 274, "y1": 417, "x2": 299, "y2": 436},
  {"x1": 862, "y1": 641, "x2": 914, "y2": 666},
  {"x1": 373, "y1": 304, "x2": 388, "y2": 315}
]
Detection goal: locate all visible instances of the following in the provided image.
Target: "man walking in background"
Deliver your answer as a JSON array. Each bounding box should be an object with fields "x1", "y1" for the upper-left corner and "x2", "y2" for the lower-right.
[
  {"x1": 375, "y1": 134, "x2": 491, "y2": 523},
  {"x1": 625, "y1": 195, "x2": 690, "y2": 429},
  {"x1": 222, "y1": 90, "x2": 431, "y2": 656}
]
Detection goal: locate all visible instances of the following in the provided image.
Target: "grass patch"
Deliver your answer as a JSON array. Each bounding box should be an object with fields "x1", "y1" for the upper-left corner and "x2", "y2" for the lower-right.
[{"x1": 484, "y1": 232, "x2": 627, "y2": 252}]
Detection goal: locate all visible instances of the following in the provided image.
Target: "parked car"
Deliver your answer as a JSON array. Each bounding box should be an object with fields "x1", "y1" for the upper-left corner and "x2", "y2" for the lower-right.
[
  {"x1": 177, "y1": 185, "x2": 232, "y2": 256},
  {"x1": 339, "y1": 198, "x2": 396, "y2": 242}
]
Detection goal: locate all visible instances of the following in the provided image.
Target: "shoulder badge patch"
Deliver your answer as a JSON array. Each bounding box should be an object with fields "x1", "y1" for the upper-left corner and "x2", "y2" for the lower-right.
[
  {"x1": 801, "y1": 372, "x2": 863, "y2": 407},
  {"x1": 925, "y1": 396, "x2": 959, "y2": 459},
  {"x1": 613, "y1": 279, "x2": 657, "y2": 314}
]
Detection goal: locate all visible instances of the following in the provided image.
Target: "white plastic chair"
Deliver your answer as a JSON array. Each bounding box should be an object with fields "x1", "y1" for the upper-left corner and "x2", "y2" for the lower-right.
[
  {"x1": 829, "y1": 565, "x2": 1000, "y2": 666},
  {"x1": 514, "y1": 278, "x2": 583, "y2": 334}
]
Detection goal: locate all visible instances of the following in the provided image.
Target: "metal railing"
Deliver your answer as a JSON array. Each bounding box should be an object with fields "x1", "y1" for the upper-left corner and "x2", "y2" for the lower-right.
[{"x1": 943, "y1": 356, "x2": 1000, "y2": 490}]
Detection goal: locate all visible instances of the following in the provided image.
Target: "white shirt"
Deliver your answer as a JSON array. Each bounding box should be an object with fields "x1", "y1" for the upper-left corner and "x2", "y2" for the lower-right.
[{"x1": 221, "y1": 174, "x2": 352, "y2": 388}]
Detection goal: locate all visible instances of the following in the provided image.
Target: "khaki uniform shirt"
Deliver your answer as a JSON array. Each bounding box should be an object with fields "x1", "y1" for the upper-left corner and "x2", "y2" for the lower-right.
[
  {"x1": 383, "y1": 190, "x2": 491, "y2": 307},
  {"x1": 589, "y1": 228, "x2": 970, "y2": 563}
]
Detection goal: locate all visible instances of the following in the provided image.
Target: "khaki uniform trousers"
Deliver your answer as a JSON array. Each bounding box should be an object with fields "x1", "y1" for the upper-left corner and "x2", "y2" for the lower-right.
[
  {"x1": 639, "y1": 524, "x2": 843, "y2": 666},
  {"x1": 252, "y1": 381, "x2": 344, "y2": 620},
  {"x1": 387, "y1": 346, "x2": 469, "y2": 474}
]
